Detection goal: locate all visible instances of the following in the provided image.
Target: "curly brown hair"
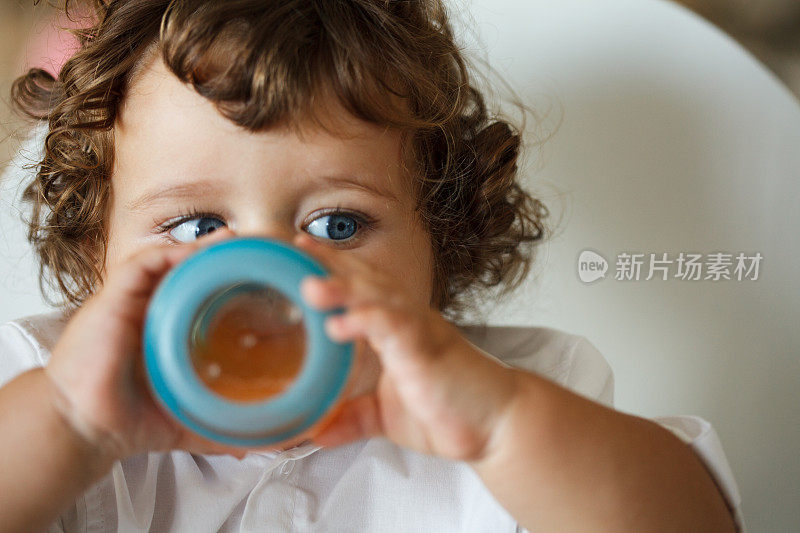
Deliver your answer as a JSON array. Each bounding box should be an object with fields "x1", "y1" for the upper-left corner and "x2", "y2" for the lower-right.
[{"x1": 10, "y1": 0, "x2": 549, "y2": 325}]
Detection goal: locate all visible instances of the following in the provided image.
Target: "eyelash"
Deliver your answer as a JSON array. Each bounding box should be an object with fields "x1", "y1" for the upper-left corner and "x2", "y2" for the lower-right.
[{"x1": 153, "y1": 205, "x2": 377, "y2": 246}]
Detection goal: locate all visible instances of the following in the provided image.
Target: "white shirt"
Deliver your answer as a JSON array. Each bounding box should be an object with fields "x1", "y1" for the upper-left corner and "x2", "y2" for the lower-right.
[{"x1": 0, "y1": 311, "x2": 745, "y2": 532}]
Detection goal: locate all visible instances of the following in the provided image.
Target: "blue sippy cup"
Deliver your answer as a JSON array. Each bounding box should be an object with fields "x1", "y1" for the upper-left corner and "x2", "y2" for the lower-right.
[{"x1": 142, "y1": 236, "x2": 353, "y2": 447}]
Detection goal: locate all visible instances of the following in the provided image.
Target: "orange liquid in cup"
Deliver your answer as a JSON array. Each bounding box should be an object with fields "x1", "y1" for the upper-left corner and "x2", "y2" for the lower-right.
[{"x1": 190, "y1": 287, "x2": 307, "y2": 403}]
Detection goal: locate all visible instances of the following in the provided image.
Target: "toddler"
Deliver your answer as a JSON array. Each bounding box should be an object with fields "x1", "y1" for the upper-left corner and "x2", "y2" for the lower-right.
[{"x1": 0, "y1": 0, "x2": 743, "y2": 531}]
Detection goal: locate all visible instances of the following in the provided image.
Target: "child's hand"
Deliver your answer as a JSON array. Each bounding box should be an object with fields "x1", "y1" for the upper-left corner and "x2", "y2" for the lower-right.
[
  {"x1": 42, "y1": 228, "x2": 283, "y2": 462},
  {"x1": 294, "y1": 233, "x2": 520, "y2": 462}
]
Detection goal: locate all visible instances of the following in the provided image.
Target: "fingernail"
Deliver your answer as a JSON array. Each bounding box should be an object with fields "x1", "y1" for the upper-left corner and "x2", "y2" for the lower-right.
[
  {"x1": 326, "y1": 314, "x2": 346, "y2": 339},
  {"x1": 301, "y1": 275, "x2": 324, "y2": 293}
]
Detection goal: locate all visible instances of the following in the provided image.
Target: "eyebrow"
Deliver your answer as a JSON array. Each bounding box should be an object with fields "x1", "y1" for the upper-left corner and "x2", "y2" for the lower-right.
[{"x1": 125, "y1": 173, "x2": 399, "y2": 211}]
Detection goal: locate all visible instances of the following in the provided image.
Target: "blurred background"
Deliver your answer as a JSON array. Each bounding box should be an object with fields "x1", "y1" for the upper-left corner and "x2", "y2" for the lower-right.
[
  {"x1": 1, "y1": 0, "x2": 799, "y2": 531},
  {"x1": 1, "y1": 1, "x2": 81, "y2": 186},
  {"x1": 679, "y1": 0, "x2": 800, "y2": 93}
]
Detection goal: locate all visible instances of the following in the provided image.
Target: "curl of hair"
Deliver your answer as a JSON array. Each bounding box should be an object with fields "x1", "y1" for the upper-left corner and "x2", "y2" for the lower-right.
[{"x1": 11, "y1": 0, "x2": 549, "y2": 324}]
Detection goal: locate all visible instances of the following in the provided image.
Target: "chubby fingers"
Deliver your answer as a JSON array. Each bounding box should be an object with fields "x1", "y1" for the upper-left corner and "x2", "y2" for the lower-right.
[
  {"x1": 292, "y1": 234, "x2": 447, "y2": 364},
  {"x1": 300, "y1": 274, "x2": 400, "y2": 313},
  {"x1": 295, "y1": 236, "x2": 404, "y2": 312},
  {"x1": 300, "y1": 272, "x2": 416, "y2": 351},
  {"x1": 101, "y1": 228, "x2": 234, "y2": 314},
  {"x1": 293, "y1": 233, "x2": 398, "y2": 289}
]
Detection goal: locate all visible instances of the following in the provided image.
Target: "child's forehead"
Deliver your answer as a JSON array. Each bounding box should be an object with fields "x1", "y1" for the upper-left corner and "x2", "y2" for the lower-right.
[
  {"x1": 121, "y1": 56, "x2": 384, "y2": 139},
  {"x1": 113, "y1": 57, "x2": 411, "y2": 204}
]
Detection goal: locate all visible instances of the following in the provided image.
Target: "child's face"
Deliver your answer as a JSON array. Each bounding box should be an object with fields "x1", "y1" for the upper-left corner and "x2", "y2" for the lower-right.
[{"x1": 104, "y1": 55, "x2": 434, "y2": 310}]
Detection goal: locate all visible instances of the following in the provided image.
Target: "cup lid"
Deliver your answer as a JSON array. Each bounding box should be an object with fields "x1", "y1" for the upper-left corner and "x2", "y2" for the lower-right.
[{"x1": 143, "y1": 237, "x2": 353, "y2": 447}]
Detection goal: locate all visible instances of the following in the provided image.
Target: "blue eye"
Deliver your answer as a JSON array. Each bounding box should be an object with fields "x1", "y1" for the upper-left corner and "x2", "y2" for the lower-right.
[
  {"x1": 306, "y1": 212, "x2": 359, "y2": 241},
  {"x1": 157, "y1": 208, "x2": 374, "y2": 245},
  {"x1": 167, "y1": 216, "x2": 226, "y2": 243}
]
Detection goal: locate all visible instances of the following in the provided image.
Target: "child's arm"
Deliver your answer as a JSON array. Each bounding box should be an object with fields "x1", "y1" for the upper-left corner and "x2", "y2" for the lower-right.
[
  {"x1": 0, "y1": 228, "x2": 270, "y2": 532},
  {"x1": 292, "y1": 233, "x2": 739, "y2": 532},
  {"x1": 468, "y1": 369, "x2": 738, "y2": 532},
  {"x1": 0, "y1": 367, "x2": 115, "y2": 533}
]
